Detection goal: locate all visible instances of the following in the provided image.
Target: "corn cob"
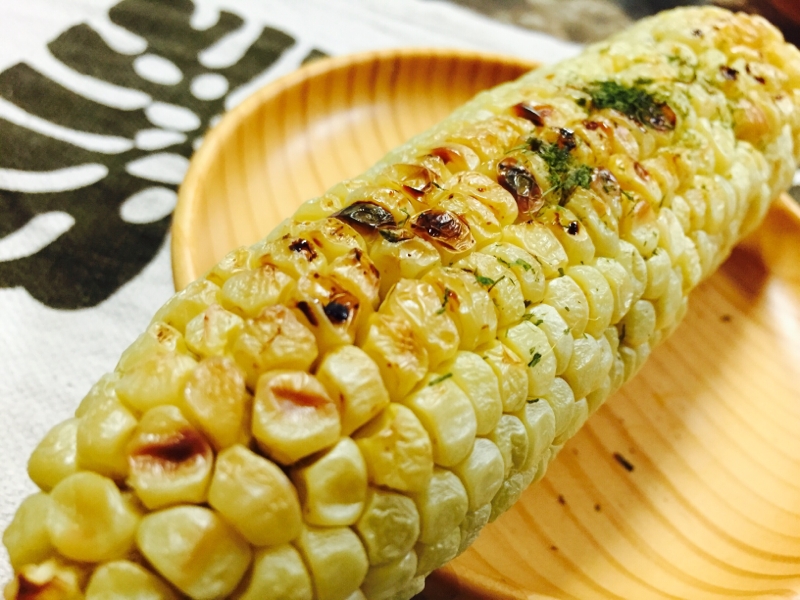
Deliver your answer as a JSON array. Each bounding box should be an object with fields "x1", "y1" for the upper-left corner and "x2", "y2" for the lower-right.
[{"x1": 4, "y1": 7, "x2": 800, "y2": 600}]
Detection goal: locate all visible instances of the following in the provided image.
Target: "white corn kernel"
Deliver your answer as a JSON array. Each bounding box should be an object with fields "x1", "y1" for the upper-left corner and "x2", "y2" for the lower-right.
[
  {"x1": 369, "y1": 235, "x2": 441, "y2": 299},
  {"x1": 594, "y1": 257, "x2": 634, "y2": 324},
  {"x1": 619, "y1": 299, "x2": 656, "y2": 347},
  {"x1": 152, "y1": 278, "x2": 220, "y2": 333},
  {"x1": 127, "y1": 405, "x2": 213, "y2": 509},
  {"x1": 487, "y1": 414, "x2": 529, "y2": 478},
  {"x1": 458, "y1": 504, "x2": 492, "y2": 555},
  {"x1": 415, "y1": 527, "x2": 460, "y2": 577},
  {"x1": 85, "y1": 560, "x2": 178, "y2": 600},
  {"x1": 543, "y1": 274, "x2": 590, "y2": 338},
  {"x1": 455, "y1": 252, "x2": 524, "y2": 328},
  {"x1": 442, "y1": 351, "x2": 502, "y2": 436},
  {"x1": 291, "y1": 438, "x2": 367, "y2": 527},
  {"x1": 514, "y1": 397, "x2": 557, "y2": 473},
  {"x1": 252, "y1": 233, "x2": 329, "y2": 280},
  {"x1": 353, "y1": 404, "x2": 433, "y2": 493},
  {"x1": 525, "y1": 304, "x2": 574, "y2": 376},
  {"x1": 355, "y1": 489, "x2": 420, "y2": 566},
  {"x1": 252, "y1": 370, "x2": 340, "y2": 465},
  {"x1": 540, "y1": 206, "x2": 596, "y2": 267},
  {"x1": 501, "y1": 320, "x2": 557, "y2": 399},
  {"x1": 542, "y1": 378, "x2": 577, "y2": 445},
  {"x1": 137, "y1": 505, "x2": 252, "y2": 600},
  {"x1": 234, "y1": 544, "x2": 313, "y2": 600},
  {"x1": 184, "y1": 304, "x2": 244, "y2": 359},
  {"x1": 208, "y1": 444, "x2": 302, "y2": 546},
  {"x1": 567, "y1": 265, "x2": 614, "y2": 338},
  {"x1": 360, "y1": 551, "x2": 417, "y2": 600},
  {"x1": 480, "y1": 242, "x2": 546, "y2": 305},
  {"x1": 409, "y1": 468, "x2": 469, "y2": 545},
  {"x1": 479, "y1": 340, "x2": 529, "y2": 413},
  {"x1": 27, "y1": 418, "x2": 79, "y2": 492},
  {"x1": 401, "y1": 375, "x2": 477, "y2": 467},
  {"x1": 183, "y1": 356, "x2": 251, "y2": 451},
  {"x1": 490, "y1": 472, "x2": 526, "y2": 521},
  {"x1": 294, "y1": 525, "x2": 369, "y2": 600},
  {"x1": 316, "y1": 345, "x2": 391, "y2": 436},
  {"x1": 47, "y1": 471, "x2": 140, "y2": 563},
  {"x1": 643, "y1": 249, "x2": 673, "y2": 300},
  {"x1": 502, "y1": 221, "x2": 568, "y2": 279},
  {"x1": 561, "y1": 334, "x2": 607, "y2": 400},
  {"x1": 451, "y1": 438, "x2": 505, "y2": 511},
  {"x1": 220, "y1": 264, "x2": 295, "y2": 319}
]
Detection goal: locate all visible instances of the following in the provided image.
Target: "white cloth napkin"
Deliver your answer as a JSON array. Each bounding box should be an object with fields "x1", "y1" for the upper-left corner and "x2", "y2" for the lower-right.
[{"x1": 0, "y1": 0, "x2": 579, "y2": 584}]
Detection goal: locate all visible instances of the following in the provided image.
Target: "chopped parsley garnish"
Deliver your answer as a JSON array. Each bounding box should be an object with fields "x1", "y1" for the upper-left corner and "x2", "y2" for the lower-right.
[
  {"x1": 475, "y1": 273, "x2": 495, "y2": 287},
  {"x1": 527, "y1": 137, "x2": 593, "y2": 203},
  {"x1": 527, "y1": 398, "x2": 541, "y2": 404},
  {"x1": 436, "y1": 287, "x2": 453, "y2": 314},
  {"x1": 528, "y1": 351, "x2": 542, "y2": 368},
  {"x1": 521, "y1": 314, "x2": 544, "y2": 326},
  {"x1": 557, "y1": 267, "x2": 565, "y2": 277},
  {"x1": 513, "y1": 258, "x2": 533, "y2": 271},
  {"x1": 428, "y1": 373, "x2": 453, "y2": 386},
  {"x1": 584, "y1": 80, "x2": 676, "y2": 131}
]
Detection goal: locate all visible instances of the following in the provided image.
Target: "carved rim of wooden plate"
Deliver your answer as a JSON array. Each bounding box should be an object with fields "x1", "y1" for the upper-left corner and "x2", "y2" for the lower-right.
[{"x1": 173, "y1": 48, "x2": 800, "y2": 599}]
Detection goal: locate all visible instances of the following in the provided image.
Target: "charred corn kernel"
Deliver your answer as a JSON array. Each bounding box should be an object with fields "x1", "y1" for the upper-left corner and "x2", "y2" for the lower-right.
[
  {"x1": 27, "y1": 418, "x2": 79, "y2": 492},
  {"x1": 183, "y1": 357, "x2": 251, "y2": 451},
  {"x1": 85, "y1": 560, "x2": 177, "y2": 600},
  {"x1": 360, "y1": 313, "x2": 429, "y2": 402},
  {"x1": 4, "y1": 558, "x2": 86, "y2": 600},
  {"x1": 3, "y1": 493, "x2": 54, "y2": 570},
  {"x1": 401, "y1": 374, "x2": 477, "y2": 467},
  {"x1": 116, "y1": 323, "x2": 197, "y2": 413},
  {"x1": 316, "y1": 346, "x2": 391, "y2": 436},
  {"x1": 355, "y1": 489, "x2": 420, "y2": 566},
  {"x1": 232, "y1": 305, "x2": 318, "y2": 390},
  {"x1": 152, "y1": 279, "x2": 220, "y2": 333},
  {"x1": 252, "y1": 370, "x2": 340, "y2": 466},
  {"x1": 137, "y1": 506, "x2": 251, "y2": 599},
  {"x1": 479, "y1": 340, "x2": 529, "y2": 413},
  {"x1": 525, "y1": 304, "x2": 573, "y2": 375},
  {"x1": 234, "y1": 544, "x2": 313, "y2": 600},
  {"x1": 409, "y1": 468, "x2": 469, "y2": 546},
  {"x1": 353, "y1": 403, "x2": 433, "y2": 493},
  {"x1": 291, "y1": 438, "x2": 367, "y2": 527},
  {"x1": 414, "y1": 527, "x2": 460, "y2": 577},
  {"x1": 451, "y1": 438, "x2": 505, "y2": 511},
  {"x1": 76, "y1": 394, "x2": 137, "y2": 480},
  {"x1": 127, "y1": 405, "x2": 213, "y2": 509},
  {"x1": 47, "y1": 471, "x2": 139, "y2": 563},
  {"x1": 294, "y1": 526, "x2": 368, "y2": 600},
  {"x1": 501, "y1": 320, "x2": 557, "y2": 398},
  {"x1": 421, "y1": 267, "x2": 497, "y2": 351},
  {"x1": 184, "y1": 304, "x2": 244, "y2": 358},
  {"x1": 360, "y1": 552, "x2": 417, "y2": 600},
  {"x1": 208, "y1": 444, "x2": 302, "y2": 546},
  {"x1": 8, "y1": 8, "x2": 800, "y2": 599},
  {"x1": 442, "y1": 351, "x2": 502, "y2": 436}
]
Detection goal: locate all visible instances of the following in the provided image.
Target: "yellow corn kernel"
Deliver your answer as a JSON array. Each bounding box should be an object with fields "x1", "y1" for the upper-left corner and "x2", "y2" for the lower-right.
[
  {"x1": 564, "y1": 188, "x2": 620, "y2": 259},
  {"x1": 451, "y1": 438, "x2": 505, "y2": 511},
  {"x1": 205, "y1": 246, "x2": 254, "y2": 286},
  {"x1": 183, "y1": 304, "x2": 244, "y2": 359},
  {"x1": 151, "y1": 278, "x2": 220, "y2": 333},
  {"x1": 619, "y1": 299, "x2": 657, "y2": 347},
  {"x1": 360, "y1": 552, "x2": 417, "y2": 600},
  {"x1": 487, "y1": 414, "x2": 529, "y2": 479},
  {"x1": 654, "y1": 268, "x2": 684, "y2": 331},
  {"x1": 490, "y1": 472, "x2": 526, "y2": 521},
  {"x1": 401, "y1": 374, "x2": 477, "y2": 467},
  {"x1": 47, "y1": 471, "x2": 139, "y2": 563},
  {"x1": 643, "y1": 248, "x2": 673, "y2": 300},
  {"x1": 74, "y1": 372, "x2": 120, "y2": 417},
  {"x1": 514, "y1": 397, "x2": 557, "y2": 474},
  {"x1": 27, "y1": 418, "x2": 79, "y2": 492},
  {"x1": 360, "y1": 313, "x2": 429, "y2": 402},
  {"x1": 252, "y1": 370, "x2": 340, "y2": 465},
  {"x1": 455, "y1": 253, "x2": 524, "y2": 328},
  {"x1": 285, "y1": 218, "x2": 367, "y2": 262},
  {"x1": 594, "y1": 257, "x2": 634, "y2": 324},
  {"x1": 115, "y1": 323, "x2": 197, "y2": 413},
  {"x1": 183, "y1": 356, "x2": 251, "y2": 451},
  {"x1": 231, "y1": 305, "x2": 318, "y2": 390},
  {"x1": 408, "y1": 468, "x2": 469, "y2": 546},
  {"x1": 3, "y1": 558, "x2": 86, "y2": 600},
  {"x1": 524, "y1": 303, "x2": 574, "y2": 375},
  {"x1": 291, "y1": 438, "x2": 367, "y2": 527},
  {"x1": 561, "y1": 334, "x2": 608, "y2": 400},
  {"x1": 502, "y1": 220, "x2": 568, "y2": 279},
  {"x1": 446, "y1": 171, "x2": 518, "y2": 226},
  {"x1": 435, "y1": 189, "x2": 502, "y2": 248},
  {"x1": 2, "y1": 493, "x2": 54, "y2": 570},
  {"x1": 294, "y1": 525, "x2": 368, "y2": 600},
  {"x1": 354, "y1": 489, "x2": 420, "y2": 566},
  {"x1": 540, "y1": 206, "x2": 596, "y2": 267},
  {"x1": 290, "y1": 273, "x2": 363, "y2": 353},
  {"x1": 441, "y1": 351, "x2": 502, "y2": 436},
  {"x1": 127, "y1": 405, "x2": 213, "y2": 509},
  {"x1": 458, "y1": 504, "x2": 492, "y2": 555},
  {"x1": 234, "y1": 544, "x2": 313, "y2": 600},
  {"x1": 220, "y1": 263, "x2": 295, "y2": 319},
  {"x1": 380, "y1": 279, "x2": 460, "y2": 368},
  {"x1": 415, "y1": 527, "x2": 461, "y2": 577},
  {"x1": 480, "y1": 242, "x2": 546, "y2": 305},
  {"x1": 369, "y1": 235, "x2": 441, "y2": 299},
  {"x1": 137, "y1": 505, "x2": 251, "y2": 600},
  {"x1": 479, "y1": 340, "x2": 529, "y2": 413},
  {"x1": 208, "y1": 444, "x2": 302, "y2": 546},
  {"x1": 76, "y1": 393, "x2": 137, "y2": 480},
  {"x1": 353, "y1": 403, "x2": 433, "y2": 493},
  {"x1": 501, "y1": 320, "x2": 557, "y2": 398},
  {"x1": 316, "y1": 345, "x2": 391, "y2": 436},
  {"x1": 252, "y1": 233, "x2": 329, "y2": 280},
  {"x1": 542, "y1": 377, "x2": 578, "y2": 445},
  {"x1": 543, "y1": 274, "x2": 590, "y2": 338},
  {"x1": 85, "y1": 560, "x2": 178, "y2": 600},
  {"x1": 567, "y1": 265, "x2": 614, "y2": 338},
  {"x1": 615, "y1": 239, "x2": 647, "y2": 305},
  {"x1": 421, "y1": 267, "x2": 497, "y2": 351}
]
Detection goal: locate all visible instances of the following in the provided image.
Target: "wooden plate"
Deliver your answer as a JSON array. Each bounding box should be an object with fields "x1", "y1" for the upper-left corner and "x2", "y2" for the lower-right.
[{"x1": 173, "y1": 49, "x2": 800, "y2": 599}]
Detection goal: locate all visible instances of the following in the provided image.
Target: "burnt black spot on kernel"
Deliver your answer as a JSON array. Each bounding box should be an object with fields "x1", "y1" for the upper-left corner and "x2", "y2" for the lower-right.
[
  {"x1": 556, "y1": 128, "x2": 576, "y2": 151},
  {"x1": 296, "y1": 300, "x2": 318, "y2": 326},
  {"x1": 497, "y1": 158, "x2": 542, "y2": 218},
  {"x1": 323, "y1": 301, "x2": 350, "y2": 324},
  {"x1": 567, "y1": 221, "x2": 580, "y2": 235},
  {"x1": 334, "y1": 202, "x2": 395, "y2": 232},
  {"x1": 410, "y1": 209, "x2": 475, "y2": 253},
  {"x1": 289, "y1": 238, "x2": 317, "y2": 261},
  {"x1": 720, "y1": 65, "x2": 738, "y2": 81},
  {"x1": 132, "y1": 429, "x2": 210, "y2": 471},
  {"x1": 512, "y1": 102, "x2": 552, "y2": 126}
]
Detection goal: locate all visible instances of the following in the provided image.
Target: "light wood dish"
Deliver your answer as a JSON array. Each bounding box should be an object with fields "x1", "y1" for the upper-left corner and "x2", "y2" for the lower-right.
[{"x1": 173, "y1": 49, "x2": 800, "y2": 599}]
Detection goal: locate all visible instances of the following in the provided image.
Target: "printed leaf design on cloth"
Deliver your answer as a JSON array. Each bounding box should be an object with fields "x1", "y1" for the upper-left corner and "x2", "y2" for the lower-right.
[{"x1": 0, "y1": 0, "x2": 300, "y2": 309}]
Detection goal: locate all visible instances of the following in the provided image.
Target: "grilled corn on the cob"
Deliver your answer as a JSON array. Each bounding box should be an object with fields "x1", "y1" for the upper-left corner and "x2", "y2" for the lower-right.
[{"x1": 5, "y1": 6, "x2": 800, "y2": 600}]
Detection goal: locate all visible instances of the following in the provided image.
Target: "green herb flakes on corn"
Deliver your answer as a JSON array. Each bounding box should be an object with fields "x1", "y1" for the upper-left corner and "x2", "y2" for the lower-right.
[{"x1": 5, "y1": 7, "x2": 800, "y2": 599}]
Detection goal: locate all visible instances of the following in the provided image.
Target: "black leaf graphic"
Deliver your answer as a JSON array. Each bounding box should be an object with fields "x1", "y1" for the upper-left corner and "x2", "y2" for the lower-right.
[{"x1": 0, "y1": 0, "x2": 295, "y2": 309}]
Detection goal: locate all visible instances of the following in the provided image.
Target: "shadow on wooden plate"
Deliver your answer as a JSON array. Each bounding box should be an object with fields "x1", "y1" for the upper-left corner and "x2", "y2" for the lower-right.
[{"x1": 173, "y1": 48, "x2": 800, "y2": 599}]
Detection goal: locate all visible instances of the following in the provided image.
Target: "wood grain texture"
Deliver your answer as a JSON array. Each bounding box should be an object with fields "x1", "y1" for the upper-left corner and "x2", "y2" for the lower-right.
[{"x1": 172, "y1": 50, "x2": 800, "y2": 599}]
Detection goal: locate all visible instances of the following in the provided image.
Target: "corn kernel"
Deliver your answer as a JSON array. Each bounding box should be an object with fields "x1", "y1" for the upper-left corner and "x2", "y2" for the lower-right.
[
  {"x1": 294, "y1": 525, "x2": 368, "y2": 600},
  {"x1": 415, "y1": 527, "x2": 460, "y2": 577},
  {"x1": 2, "y1": 493, "x2": 54, "y2": 570},
  {"x1": 184, "y1": 304, "x2": 244, "y2": 359},
  {"x1": 487, "y1": 414, "x2": 529, "y2": 478},
  {"x1": 442, "y1": 351, "x2": 502, "y2": 436},
  {"x1": 479, "y1": 340, "x2": 529, "y2": 413},
  {"x1": 234, "y1": 544, "x2": 313, "y2": 600},
  {"x1": 458, "y1": 504, "x2": 492, "y2": 555},
  {"x1": 76, "y1": 394, "x2": 137, "y2": 480},
  {"x1": 355, "y1": 489, "x2": 420, "y2": 566},
  {"x1": 451, "y1": 438, "x2": 505, "y2": 511},
  {"x1": 360, "y1": 552, "x2": 417, "y2": 600},
  {"x1": 409, "y1": 468, "x2": 468, "y2": 545},
  {"x1": 27, "y1": 418, "x2": 79, "y2": 492},
  {"x1": 85, "y1": 560, "x2": 178, "y2": 600},
  {"x1": 501, "y1": 320, "x2": 557, "y2": 398},
  {"x1": 152, "y1": 279, "x2": 220, "y2": 333},
  {"x1": 220, "y1": 264, "x2": 295, "y2": 319}
]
